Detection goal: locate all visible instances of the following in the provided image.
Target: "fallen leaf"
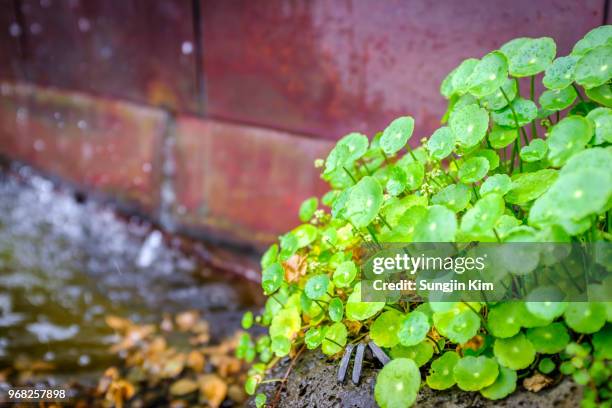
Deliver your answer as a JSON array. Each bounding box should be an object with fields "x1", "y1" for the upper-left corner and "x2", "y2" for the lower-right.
[
  {"x1": 463, "y1": 335, "x2": 485, "y2": 353},
  {"x1": 198, "y1": 374, "x2": 228, "y2": 408},
  {"x1": 170, "y1": 378, "x2": 198, "y2": 396},
  {"x1": 105, "y1": 315, "x2": 132, "y2": 332},
  {"x1": 282, "y1": 254, "x2": 307, "y2": 283},
  {"x1": 176, "y1": 311, "x2": 199, "y2": 332},
  {"x1": 187, "y1": 350, "x2": 205, "y2": 373},
  {"x1": 524, "y1": 372, "x2": 553, "y2": 392}
]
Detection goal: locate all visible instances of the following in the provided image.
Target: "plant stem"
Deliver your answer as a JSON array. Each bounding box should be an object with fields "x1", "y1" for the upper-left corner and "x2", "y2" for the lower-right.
[
  {"x1": 500, "y1": 86, "x2": 524, "y2": 173},
  {"x1": 529, "y1": 76, "x2": 538, "y2": 139},
  {"x1": 343, "y1": 166, "x2": 357, "y2": 184},
  {"x1": 405, "y1": 144, "x2": 418, "y2": 162},
  {"x1": 572, "y1": 83, "x2": 585, "y2": 102}
]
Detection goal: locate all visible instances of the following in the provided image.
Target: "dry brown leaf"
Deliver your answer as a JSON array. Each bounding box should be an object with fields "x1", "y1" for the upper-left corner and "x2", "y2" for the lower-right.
[
  {"x1": 105, "y1": 315, "x2": 132, "y2": 332},
  {"x1": 198, "y1": 374, "x2": 228, "y2": 408},
  {"x1": 170, "y1": 378, "x2": 198, "y2": 396},
  {"x1": 176, "y1": 311, "x2": 200, "y2": 331},
  {"x1": 523, "y1": 372, "x2": 553, "y2": 392},
  {"x1": 161, "y1": 353, "x2": 186, "y2": 378},
  {"x1": 463, "y1": 335, "x2": 485, "y2": 353},
  {"x1": 345, "y1": 320, "x2": 363, "y2": 336},
  {"x1": 282, "y1": 254, "x2": 308, "y2": 283},
  {"x1": 106, "y1": 379, "x2": 135, "y2": 408},
  {"x1": 187, "y1": 350, "x2": 205, "y2": 373}
]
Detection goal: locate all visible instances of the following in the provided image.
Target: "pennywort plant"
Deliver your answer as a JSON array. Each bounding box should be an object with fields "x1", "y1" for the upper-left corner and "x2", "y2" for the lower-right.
[{"x1": 237, "y1": 26, "x2": 612, "y2": 408}]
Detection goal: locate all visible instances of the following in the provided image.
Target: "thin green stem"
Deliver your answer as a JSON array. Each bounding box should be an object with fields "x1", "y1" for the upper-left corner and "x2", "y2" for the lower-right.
[
  {"x1": 500, "y1": 86, "x2": 524, "y2": 174},
  {"x1": 405, "y1": 144, "x2": 418, "y2": 162},
  {"x1": 529, "y1": 76, "x2": 538, "y2": 139},
  {"x1": 572, "y1": 83, "x2": 585, "y2": 102},
  {"x1": 343, "y1": 166, "x2": 357, "y2": 184}
]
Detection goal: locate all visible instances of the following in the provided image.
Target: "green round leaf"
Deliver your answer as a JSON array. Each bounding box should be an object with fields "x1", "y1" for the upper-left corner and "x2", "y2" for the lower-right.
[
  {"x1": 543, "y1": 56, "x2": 579, "y2": 89},
  {"x1": 572, "y1": 25, "x2": 612, "y2": 56},
  {"x1": 255, "y1": 393, "x2": 267, "y2": 408},
  {"x1": 346, "y1": 284, "x2": 385, "y2": 321},
  {"x1": 525, "y1": 287, "x2": 567, "y2": 320},
  {"x1": 328, "y1": 297, "x2": 344, "y2": 322},
  {"x1": 502, "y1": 37, "x2": 556, "y2": 77},
  {"x1": 305, "y1": 327, "x2": 325, "y2": 349},
  {"x1": 530, "y1": 167, "x2": 611, "y2": 229},
  {"x1": 245, "y1": 376, "x2": 258, "y2": 395},
  {"x1": 488, "y1": 125, "x2": 517, "y2": 149},
  {"x1": 480, "y1": 366, "x2": 517, "y2": 400},
  {"x1": 333, "y1": 260, "x2": 357, "y2": 288},
  {"x1": 299, "y1": 197, "x2": 318, "y2": 222},
  {"x1": 427, "y1": 127, "x2": 456, "y2": 160},
  {"x1": 279, "y1": 233, "x2": 298, "y2": 260},
  {"x1": 538, "y1": 358, "x2": 556, "y2": 374},
  {"x1": 389, "y1": 341, "x2": 434, "y2": 367},
  {"x1": 592, "y1": 325, "x2": 612, "y2": 359},
  {"x1": 472, "y1": 149, "x2": 500, "y2": 171},
  {"x1": 458, "y1": 156, "x2": 489, "y2": 184},
  {"x1": 491, "y1": 98, "x2": 538, "y2": 128},
  {"x1": 480, "y1": 174, "x2": 512, "y2": 196},
  {"x1": 493, "y1": 333, "x2": 536, "y2": 370},
  {"x1": 519, "y1": 139, "x2": 548, "y2": 162},
  {"x1": 575, "y1": 45, "x2": 612, "y2": 89},
  {"x1": 292, "y1": 224, "x2": 318, "y2": 248},
  {"x1": 403, "y1": 161, "x2": 425, "y2": 191},
  {"x1": 450, "y1": 58, "x2": 480, "y2": 96},
  {"x1": 345, "y1": 176, "x2": 384, "y2": 228},
  {"x1": 526, "y1": 322, "x2": 570, "y2": 353},
  {"x1": 460, "y1": 193, "x2": 505, "y2": 235},
  {"x1": 371, "y1": 310, "x2": 403, "y2": 348},
  {"x1": 413, "y1": 205, "x2": 457, "y2": 242},
  {"x1": 564, "y1": 302, "x2": 607, "y2": 334},
  {"x1": 432, "y1": 183, "x2": 472, "y2": 212},
  {"x1": 453, "y1": 356, "x2": 499, "y2": 391},
  {"x1": 321, "y1": 322, "x2": 347, "y2": 355},
  {"x1": 271, "y1": 336, "x2": 291, "y2": 357},
  {"x1": 482, "y1": 78, "x2": 517, "y2": 110},
  {"x1": 468, "y1": 51, "x2": 509, "y2": 98},
  {"x1": 539, "y1": 86, "x2": 577, "y2": 111},
  {"x1": 269, "y1": 307, "x2": 301, "y2": 339},
  {"x1": 386, "y1": 166, "x2": 407, "y2": 196},
  {"x1": 398, "y1": 311, "x2": 430, "y2": 346},
  {"x1": 305, "y1": 274, "x2": 330, "y2": 300},
  {"x1": 381, "y1": 116, "x2": 415, "y2": 155},
  {"x1": 487, "y1": 303, "x2": 522, "y2": 338},
  {"x1": 374, "y1": 358, "x2": 421, "y2": 408},
  {"x1": 585, "y1": 83, "x2": 612, "y2": 107},
  {"x1": 506, "y1": 169, "x2": 558, "y2": 205},
  {"x1": 242, "y1": 311, "x2": 254, "y2": 329},
  {"x1": 262, "y1": 263, "x2": 284, "y2": 295},
  {"x1": 427, "y1": 351, "x2": 460, "y2": 390},
  {"x1": 434, "y1": 309, "x2": 481, "y2": 344},
  {"x1": 586, "y1": 107, "x2": 612, "y2": 144},
  {"x1": 450, "y1": 104, "x2": 489, "y2": 148},
  {"x1": 261, "y1": 244, "x2": 279, "y2": 269}
]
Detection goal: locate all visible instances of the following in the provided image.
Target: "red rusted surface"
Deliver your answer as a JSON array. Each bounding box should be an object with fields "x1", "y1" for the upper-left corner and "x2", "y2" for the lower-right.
[
  {"x1": 173, "y1": 116, "x2": 331, "y2": 245},
  {"x1": 15, "y1": 0, "x2": 200, "y2": 112},
  {"x1": 202, "y1": 0, "x2": 604, "y2": 141},
  {"x1": 0, "y1": 81, "x2": 166, "y2": 211}
]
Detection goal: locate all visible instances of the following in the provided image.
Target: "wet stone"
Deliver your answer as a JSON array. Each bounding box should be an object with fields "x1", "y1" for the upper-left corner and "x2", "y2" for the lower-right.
[{"x1": 249, "y1": 350, "x2": 582, "y2": 408}]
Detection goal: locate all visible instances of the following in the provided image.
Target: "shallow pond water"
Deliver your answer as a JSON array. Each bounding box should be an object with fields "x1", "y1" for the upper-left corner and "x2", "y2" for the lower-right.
[{"x1": 0, "y1": 164, "x2": 261, "y2": 386}]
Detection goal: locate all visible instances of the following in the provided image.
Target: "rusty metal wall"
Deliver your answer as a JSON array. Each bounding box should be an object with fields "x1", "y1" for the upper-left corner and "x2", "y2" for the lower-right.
[{"x1": 0, "y1": 0, "x2": 607, "y2": 247}]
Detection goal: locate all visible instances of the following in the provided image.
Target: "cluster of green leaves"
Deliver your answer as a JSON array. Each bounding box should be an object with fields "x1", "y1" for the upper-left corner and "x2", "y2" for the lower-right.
[{"x1": 239, "y1": 26, "x2": 612, "y2": 408}]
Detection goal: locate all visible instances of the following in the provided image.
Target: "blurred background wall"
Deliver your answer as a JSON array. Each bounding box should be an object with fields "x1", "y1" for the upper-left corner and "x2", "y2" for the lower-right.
[{"x1": 0, "y1": 0, "x2": 609, "y2": 248}]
